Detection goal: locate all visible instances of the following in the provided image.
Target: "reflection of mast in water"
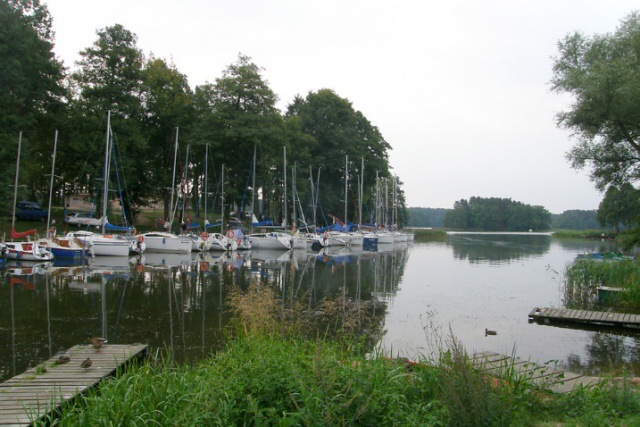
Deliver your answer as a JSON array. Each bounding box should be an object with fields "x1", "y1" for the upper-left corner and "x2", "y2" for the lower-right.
[
  {"x1": 45, "y1": 272, "x2": 52, "y2": 358},
  {"x1": 168, "y1": 270, "x2": 174, "y2": 361},
  {"x1": 101, "y1": 280, "x2": 107, "y2": 340},
  {"x1": 219, "y1": 264, "x2": 223, "y2": 332},
  {"x1": 201, "y1": 266, "x2": 206, "y2": 357},
  {"x1": 10, "y1": 278, "x2": 15, "y2": 376}
]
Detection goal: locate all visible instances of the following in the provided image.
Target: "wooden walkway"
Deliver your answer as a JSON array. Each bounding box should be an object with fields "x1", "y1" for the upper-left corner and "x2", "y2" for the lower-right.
[
  {"x1": 529, "y1": 307, "x2": 640, "y2": 329},
  {"x1": 0, "y1": 344, "x2": 148, "y2": 426},
  {"x1": 471, "y1": 351, "x2": 601, "y2": 394}
]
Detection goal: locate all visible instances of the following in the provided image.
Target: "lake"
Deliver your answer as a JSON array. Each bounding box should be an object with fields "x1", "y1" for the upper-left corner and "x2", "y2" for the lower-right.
[{"x1": 1, "y1": 233, "x2": 638, "y2": 383}]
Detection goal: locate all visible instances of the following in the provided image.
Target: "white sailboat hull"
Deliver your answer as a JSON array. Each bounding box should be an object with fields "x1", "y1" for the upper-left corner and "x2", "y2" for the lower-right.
[{"x1": 142, "y1": 233, "x2": 192, "y2": 253}]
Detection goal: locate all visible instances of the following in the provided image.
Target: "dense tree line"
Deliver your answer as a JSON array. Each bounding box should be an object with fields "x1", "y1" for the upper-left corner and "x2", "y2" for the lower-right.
[
  {"x1": 407, "y1": 207, "x2": 449, "y2": 228},
  {"x1": 550, "y1": 210, "x2": 601, "y2": 230},
  {"x1": 443, "y1": 197, "x2": 550, "y2": 231},
  {"x1": 1, "y1": 1, "x2": 405, "y2": 228}
]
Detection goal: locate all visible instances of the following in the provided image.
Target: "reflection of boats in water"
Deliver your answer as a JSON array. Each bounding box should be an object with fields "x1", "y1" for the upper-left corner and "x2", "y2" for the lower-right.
[
  {"x1": 4, "y1": 261, "x2": 52, "y2": 290},
  {"x1": 133, "y1": 252, "x2": 193, "y2": 269}
]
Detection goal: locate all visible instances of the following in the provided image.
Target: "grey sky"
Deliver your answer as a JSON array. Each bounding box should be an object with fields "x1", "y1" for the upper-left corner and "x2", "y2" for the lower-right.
[{"x1": 43, "y1": 0, "x2": 638, "y2": 213}]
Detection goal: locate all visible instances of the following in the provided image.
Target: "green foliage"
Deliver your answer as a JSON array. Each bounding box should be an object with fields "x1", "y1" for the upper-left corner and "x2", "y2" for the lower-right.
[
  {"x1": 408, "y1": 207, "x2": 450, "y2": 227},
  {"x1": 287, "y1": 89, "x2": 405, "y2": 226},
  {"x1": 597, "y1": 183, "x2": 640, "y2": 233},
  {"x1": 443, "y1": 197, "x2": 551, "y2": 231},
  {"x1": 0, "y1": 0, "x2": 64, "y2": 214},
  {"x1": 551, "y1": 209, "x2": 601, "y2": 230},
  {"x1": 552, "y1": 11, "x2": 640, "y2": 190},
  {"x1": 564, "y1": 258, "x2": 640, "y2": 312}
]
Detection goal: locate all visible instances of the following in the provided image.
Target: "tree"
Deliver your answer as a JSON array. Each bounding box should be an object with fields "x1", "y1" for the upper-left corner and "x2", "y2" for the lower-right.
[
  {"x1": 551, "y1": 12, "x2": 640, "y2": 190},
  {"x1": 0, "y1": 0, "x2": 64, "y2": 211},
  {"x1": 551, "y1": 210, "x2": 601, "y2": 230},
  {"x1": 140, "y1": 56, "x2": 194, "y2": 219},
  {"x1": 193, "y1": 54, "x2": 285, "y2": 221},
  {"x1": 444, "y1": 197, "x2": 550, "y2": 231},
  {"x1": 597, "y1": 183, "x2": 640, "y2": 232},
  {"x1": 69, "y1": 24, "x2": 148, "y2": 221},
  {"x1": 286, "y1": 89, "x2": 394, "y2": 225}
]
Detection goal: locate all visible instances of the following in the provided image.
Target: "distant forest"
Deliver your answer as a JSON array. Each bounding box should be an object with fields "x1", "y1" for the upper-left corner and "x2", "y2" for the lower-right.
[{"x1": 408, "y1": 207, "x2": 603, "y2": 230}]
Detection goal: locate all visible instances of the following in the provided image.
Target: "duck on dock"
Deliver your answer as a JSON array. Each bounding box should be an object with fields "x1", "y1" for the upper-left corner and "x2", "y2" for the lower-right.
[
  {"x1": 54, "y1": 353, "x2": 71, "y2": 364},
  {"x1": 80, "y1": 357, "x2": 93, "y2": 369},
  {"x1": 485, "y1": 328, "x2": 497, "y2": 336},
  {"x1": 89, "y1": 336, "x2": 107, "y2": 349}
]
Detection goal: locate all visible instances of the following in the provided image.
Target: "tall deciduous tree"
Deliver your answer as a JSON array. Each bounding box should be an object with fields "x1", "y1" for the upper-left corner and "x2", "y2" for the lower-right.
[
  {"x1": 286, "y1": 89, "x2": 394, "y2": 224},
  {"x1": 551, "y1": 12, "x2": 640, "y2": 190},
  {"x1": 193, "y1": 54, "x2": 284, "y2": 220},
  {"x1": 597, "y1": 183, "x2": 640, "y2": 232},
  {"x1": 141, "y1": 57, "x2": 194, "y2": 219},
  {"x1": 0, "y1": 0, "x2": 64, "y2": 211},
  {"x1": 69, "y1": 24, "x2": 148, "y2": 221}
]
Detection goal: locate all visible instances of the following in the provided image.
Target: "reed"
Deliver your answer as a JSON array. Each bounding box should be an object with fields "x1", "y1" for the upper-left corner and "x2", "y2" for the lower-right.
[{"x1": 564, "y1": 258, "x2": 640, "y2": 312}]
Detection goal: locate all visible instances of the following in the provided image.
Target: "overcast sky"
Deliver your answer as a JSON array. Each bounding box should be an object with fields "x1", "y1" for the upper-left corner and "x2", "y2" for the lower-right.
[{"x1": 43, "y1": 0, "x2": 638, "y2": 213}]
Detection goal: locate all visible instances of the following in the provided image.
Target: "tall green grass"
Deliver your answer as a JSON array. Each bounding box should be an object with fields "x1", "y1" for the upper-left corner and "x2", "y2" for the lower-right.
[
  {"x1": 44, "y1": 282, "x2": 640, "y2": 426},
  {"x1": 564, "y1": 259, "x2": 640, "y2": 312}
]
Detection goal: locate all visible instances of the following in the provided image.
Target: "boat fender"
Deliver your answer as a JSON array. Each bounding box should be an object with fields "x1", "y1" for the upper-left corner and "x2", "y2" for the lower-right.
[{"x1": 227, "y1": 230, "x2": 235, "y2": 239}]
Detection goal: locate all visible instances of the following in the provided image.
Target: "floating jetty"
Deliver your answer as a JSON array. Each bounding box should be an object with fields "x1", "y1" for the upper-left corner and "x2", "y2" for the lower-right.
[
  {"x1": 529, "y1": 307, "x2": 640, "y2": 329},
  {"x1": 471, "y1": 351, "x2": 601, "y2": 394},
  {"x1": 0, "y1": 343, "x2": 148, "y2": 426}
]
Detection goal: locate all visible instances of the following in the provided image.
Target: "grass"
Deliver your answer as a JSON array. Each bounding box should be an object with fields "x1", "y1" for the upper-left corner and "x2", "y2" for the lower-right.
[
  {"x1": 40, "y1": 282, "x2": 640, "y2": 426},
  {"x1": 406, "y1": 227, "x2": 448, "y2": 241},
  {"x1": 552, "y1": 229, "x2": 617, "y2": 239}
]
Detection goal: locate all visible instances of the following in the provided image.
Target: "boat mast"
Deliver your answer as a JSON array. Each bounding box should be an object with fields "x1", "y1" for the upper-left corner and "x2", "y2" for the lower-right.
[
  {"x1": 11, "y1": 132, "x2": 23, "y2": 239},
  {"x1": 359, "y1": 157, "x2": 364, "y2": 228},
  {"x1": 101, "y1": 111, "x2": 111, "y2": 234},
  {"x1": 204, "y1": 143, "x2": 208, "y2": 223},
  {"x1": 168, "y1": 127, "x2": 179, "y2": 231},
  {"x1": 283, "y1": 146, "x2": 287, "y2": 229},
  {"x1": 46, "y1": 130, "x2": 59, "y2": 232},
  {"x1": 375, "y1": 171, "x2": 379, "y2": 228},
  {"x1": 309, "y1": 166, "x2": 316, "y2": 228},
  {"x1": 221, "y1": 163, "x2": 225, "y2": 233},
  {"x1": 251, "y1": 143, "x2": 256, "y2": 229},
  {"x1": 181, "y1": 144, "x2": 190, "y2": 222},
  {"x1": 344, "y1": 155, "x2": 348, "y2": 231}
]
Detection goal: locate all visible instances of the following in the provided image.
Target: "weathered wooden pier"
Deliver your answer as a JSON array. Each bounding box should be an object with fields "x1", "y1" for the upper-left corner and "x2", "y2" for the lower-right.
[
  {"x1": 471, "y1": 351, "x2": 601, "y2": 394},
  {"x1": 529, "y1": 307, "x2": 640, "y2": 329},
  {"x1": 0, "y1": 343, "x2": 147, "y2": 426}
]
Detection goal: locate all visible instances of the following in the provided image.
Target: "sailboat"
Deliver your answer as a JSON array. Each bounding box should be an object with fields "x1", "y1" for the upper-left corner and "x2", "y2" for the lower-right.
[
  {"x1": 39, "y1": 130, "x2": 92, "y2": 260},
  {"x1": 249, "y1": 147, "x2": 297, "y2": 250},
  {"x1": 140, "y1": 127, "x2": 192, "y2": 253},
  {"x1": 66, "y1": 112, "x2": 133, "y2": 257},
  {"x1": 6, "y1": 132, "x2": 54, "y2": 262}
]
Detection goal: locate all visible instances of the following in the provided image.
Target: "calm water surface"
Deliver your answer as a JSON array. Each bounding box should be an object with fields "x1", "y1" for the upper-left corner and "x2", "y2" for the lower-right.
[{"x1": 1, "y1": 233, "x2": 638, "y2": 382}]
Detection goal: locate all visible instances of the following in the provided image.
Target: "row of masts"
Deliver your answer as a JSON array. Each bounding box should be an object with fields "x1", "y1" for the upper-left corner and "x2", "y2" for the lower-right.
[{"x1": 164, "y1": 127, "x2": 404, "y2": 233}]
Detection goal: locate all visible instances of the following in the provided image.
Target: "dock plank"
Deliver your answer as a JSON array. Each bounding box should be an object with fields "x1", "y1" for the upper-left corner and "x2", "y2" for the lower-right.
[
  {"x1": 530, "y1": 307, "x2": 640, "y2": 330},
  {"x1": 471, "y1": 352, "x2": 601, "y2": 394},
  {"x1": 0, "y1": 344, "x2": 147, "y2": 426}
]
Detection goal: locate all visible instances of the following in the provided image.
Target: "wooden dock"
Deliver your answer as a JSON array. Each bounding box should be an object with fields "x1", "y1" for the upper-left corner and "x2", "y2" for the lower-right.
[
  {"x1": 0, "y1": 344, "x2": 147, "y2": 426},
  {"x1": 529, "y1": 307, "x2": 640, "y2": 329},
  {"x1": 471, "y1": 351, "x2": 601, "y2": 394}
]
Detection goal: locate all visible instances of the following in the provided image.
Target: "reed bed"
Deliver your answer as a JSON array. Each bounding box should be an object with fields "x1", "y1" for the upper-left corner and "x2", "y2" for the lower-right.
[
  {"x1": 564, "y1": 258, "x2": 640, "y2": 312},
  {"x1": 45, "y1": 282, "x2": 640, "y2": 426}
]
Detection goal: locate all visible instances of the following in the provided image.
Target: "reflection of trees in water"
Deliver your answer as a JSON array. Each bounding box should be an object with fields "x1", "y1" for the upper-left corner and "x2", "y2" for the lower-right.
[
  {"x1": 448, "y1": 234, "x2": 551, "y2": 264},
  {"x1": 0, "y1": 247, "x2": 411, "y2": 382},
  {"x1": 563, "y1": 332, "x2": 640, "y2": 376}
]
